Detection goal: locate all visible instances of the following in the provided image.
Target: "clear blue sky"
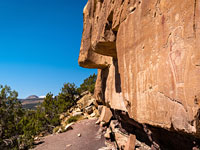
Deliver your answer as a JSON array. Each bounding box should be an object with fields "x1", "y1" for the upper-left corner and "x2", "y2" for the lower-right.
[{"x1": 0, "y1": 0, "x2": 96, "y2": 98}]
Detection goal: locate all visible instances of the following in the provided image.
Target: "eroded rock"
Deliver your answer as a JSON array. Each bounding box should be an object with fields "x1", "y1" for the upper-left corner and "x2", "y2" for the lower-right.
[
  {"x1": 99, "y1": 106, "x2": 112, "y2": 123},
  {"x1": 79, "y1": 0, "x2": 200, "y2": 149},
  {"x1": 124, "y1": 134, "x2": 136, "y2": 150}
]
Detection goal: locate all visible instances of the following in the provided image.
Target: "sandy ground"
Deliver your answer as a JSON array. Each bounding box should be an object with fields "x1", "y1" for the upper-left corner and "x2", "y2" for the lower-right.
[{"x1": 33, "y1": 118, "x2": 106, "y2": 150}]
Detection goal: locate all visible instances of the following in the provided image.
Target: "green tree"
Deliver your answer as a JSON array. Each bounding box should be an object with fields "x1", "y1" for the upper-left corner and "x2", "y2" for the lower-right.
[
  {"x1": 59, "y1": 83, "x2": 79, "y2": 105},
  {"x1": 0, "y1": 85, "x2": 24, "y2": 149},
  {"x1": 41, "y1": 93, "x2": 60, "y2": 128},
  {"x1": 79, "y1": 73, "x2": 97, "y2": 94}
]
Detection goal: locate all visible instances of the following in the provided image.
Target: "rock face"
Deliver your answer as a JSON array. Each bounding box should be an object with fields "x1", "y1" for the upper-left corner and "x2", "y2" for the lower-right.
[{"x1": 79, "y1": 0, "x2": 200, "y2": 149}]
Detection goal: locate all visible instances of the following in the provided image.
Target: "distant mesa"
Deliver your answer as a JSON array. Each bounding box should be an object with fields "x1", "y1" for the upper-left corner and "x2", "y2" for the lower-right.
[
  {"x1": 26, "y1": 95, "x2": 39, "y2": 99},
  {"x1": 22, "y1": 95, "x2": 44, "y2": 110},
  {"x1": 39, "y1": 95, "x2": 46, "y2": 99}
]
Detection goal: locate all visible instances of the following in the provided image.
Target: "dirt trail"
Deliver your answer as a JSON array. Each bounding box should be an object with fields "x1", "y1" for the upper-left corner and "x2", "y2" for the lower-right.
[{"x1": 33, "y1": 118, "x2": 106, "y2": 150}]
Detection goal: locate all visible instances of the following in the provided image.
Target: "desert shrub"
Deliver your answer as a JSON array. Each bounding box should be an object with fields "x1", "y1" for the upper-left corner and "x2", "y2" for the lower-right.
[{"x1": 66, "y1": 116, "x2": 81, "y2": 124}]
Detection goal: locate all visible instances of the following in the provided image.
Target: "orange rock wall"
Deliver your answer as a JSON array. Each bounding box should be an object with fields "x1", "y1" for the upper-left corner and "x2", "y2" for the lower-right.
[{"x1": 78, "y1": 0, "x2": 200, "y2": 137}]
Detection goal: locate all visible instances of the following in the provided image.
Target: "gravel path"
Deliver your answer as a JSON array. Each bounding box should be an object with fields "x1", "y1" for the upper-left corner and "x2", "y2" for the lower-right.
[{"x1": 33, "y1": 118, "x2": 106, "y2": 150}]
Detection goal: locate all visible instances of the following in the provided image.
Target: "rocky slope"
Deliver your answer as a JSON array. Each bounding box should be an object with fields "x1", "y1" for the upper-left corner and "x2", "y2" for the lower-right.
[{"x1": 78, "y1": 0, "x2": 200, "y2": 149}]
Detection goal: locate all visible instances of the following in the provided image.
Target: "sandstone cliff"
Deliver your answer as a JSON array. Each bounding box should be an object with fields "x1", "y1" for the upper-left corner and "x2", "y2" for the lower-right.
[{"x1": 79, "y1": 0, "x2": 200, "y2": 149}]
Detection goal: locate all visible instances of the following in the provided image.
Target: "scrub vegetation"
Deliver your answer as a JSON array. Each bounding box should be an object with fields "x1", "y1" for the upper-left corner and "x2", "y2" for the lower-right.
[{"x1": 0, "y1": 74, "x2": 97, "y2": 150}]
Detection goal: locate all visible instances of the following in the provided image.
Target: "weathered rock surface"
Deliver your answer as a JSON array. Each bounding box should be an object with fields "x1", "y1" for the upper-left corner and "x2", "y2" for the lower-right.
[
  {"x1": 98, "y1": 106, "x2": 112, "y2": 123},
  {"x1": 79, "y1": 0, "x2": 200, "y2": 149},
  {"x1": 124, "y1": 134, "x2": 136, "y2": 150}
]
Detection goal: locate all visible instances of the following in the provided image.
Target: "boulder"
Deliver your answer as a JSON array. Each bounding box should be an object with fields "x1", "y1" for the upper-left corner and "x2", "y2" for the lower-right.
[
  {"x1": 114, "y1": 132, "x2": 129, "y2": 150},
  {"x1": 135, "y1": 140, "x2": 151, "y2": 150},
  {"x1": 99, "y1": 106, "x2": 112, "y2": 123},
  {"x1": 77, "y1": 93, "x2": 94, "y2": 109},
  {"x1": 98, "y1": 105, "x2": 104, "y2": 114},
  {"x1": 85, "y1": 106, "x2": 93, "y2": 114},
  {"x1": 90, "y1": 112, "x2": 96, "y2": 117},
  {"x1": 109, "y1": 120, "x2": 119, "y2": 132},
  {"x1": 124, "y1": 134, "x2": 136, "y2": 150}
]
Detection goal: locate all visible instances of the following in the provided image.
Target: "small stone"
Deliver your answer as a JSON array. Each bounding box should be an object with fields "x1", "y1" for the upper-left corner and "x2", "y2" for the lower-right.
[
  {"x1": 98, "y1": 147, "x2": 112, "y2": 150},
  {"x1": 104, "y1": 128, "x2": 111, "y2": 139},
  {"x1": 66, "y1": 144, "x2": 72, "y2": 148},
  {"x1": 100, "y1": 121, "x2": 106, "y2": 127},
  {"x1": 59, "y1": 114, "x2": 65, "y2": 120},
  {"x1": 34, "y1": 136, "x2": 39, "y2": 141},
  {"x1": 96, "y1": 120, "x2": 100, "y2": 125},
  {"x1": 85, "y1": 106, "x2": 93, "y2": 114},
  {"x1": 77, "y1": 133, "x2": 81, "y2": 137},
  {"x1": 110, "y1": 120, "x2": 118, "y2": 131},
  {"x1": 72, "y1": 112, "x2": 83, "y2": 117},
  {"x1": 83, "y1": 116, "x2": 88, "y2": 119},
  {"x1": 56, "y1": 128, "x2": 61, "y2": 133},
  {"x1": 64, "y1": 123, "x2": 74, "y2": 131},
  {"x1": 90, "y1": 112, "x2": 96, "y2": 117}
]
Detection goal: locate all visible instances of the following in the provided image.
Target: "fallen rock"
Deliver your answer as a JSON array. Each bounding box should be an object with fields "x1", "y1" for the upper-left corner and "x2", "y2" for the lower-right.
[
  {"x1": 77, "y1": 133, "x2": 81, "y2": 137},
  {"x1": 135, "y1": 139, "x2": 151, "y2": 150},
  {"x1": 81, "y1": 90, "x2": 89, "y2": 96},
  {"x1": 98, "y1": 147, "x2": 113, "y2": 150},
  {"x1": 99, "y1": 106, "x2": 112, "y2": 123},
  {"x1": 114, "y1": 131, "x2": 128, "y2": 150},
  {"x1": 72, "y1": 112, "x2": 83, "y2": 117},
  {"x1": 85, "y1": 106, "x2": 93, "y2": 114},
  {"x1": 57, "y1": 128, "x2": 62, "y2": 133},
  {"x1": 39, "y1": 131, "x2": 46, "y2": 137},
  {"x1": 98, "y1": 105, "x2": 103, "y2": 115},
  {"x1": 109, "y1": 120, "x2": 119, "y2": 132},
  {"x1": 74, "y1": 108, "x2": 81, "y2": 112},
  {"x1": 96, "y1": 120, "x2": 100, "y2": 125},
  {"x1": 104, "y1": 128, "x2": 111, "y2": 139},
  {"x1": 104, "y1": 140, "x2": 116, "y2": 150},
  {"x1": 59, "y1": 114, "x2": 65, "y2": 120},
  {"x1": 90, "y1": 112, "x2": 96, "y2": 118},
  {"x1": 124, "y1": 134, "x2": 136, "y2": 150},
  {"x1": 83, "y1": 115, "x2": 89, "y2": 119},
  {"x1": 100, "y1": 121, "x2": 106, "y2": 127},
  {"x1": 77, "y1": 93, "x2": 93, "y2": 109},
  {"x1": 64, "y1": 123, "x2": 74, "y2": 131},
  {"x1": 34, "y1": 136, "x2": 39, "y2": 141}
]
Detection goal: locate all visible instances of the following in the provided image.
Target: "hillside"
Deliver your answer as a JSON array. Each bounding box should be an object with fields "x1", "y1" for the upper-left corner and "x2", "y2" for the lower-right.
[{"x1": 19, "y1": 96, "x2": 44, "y2": 109}]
